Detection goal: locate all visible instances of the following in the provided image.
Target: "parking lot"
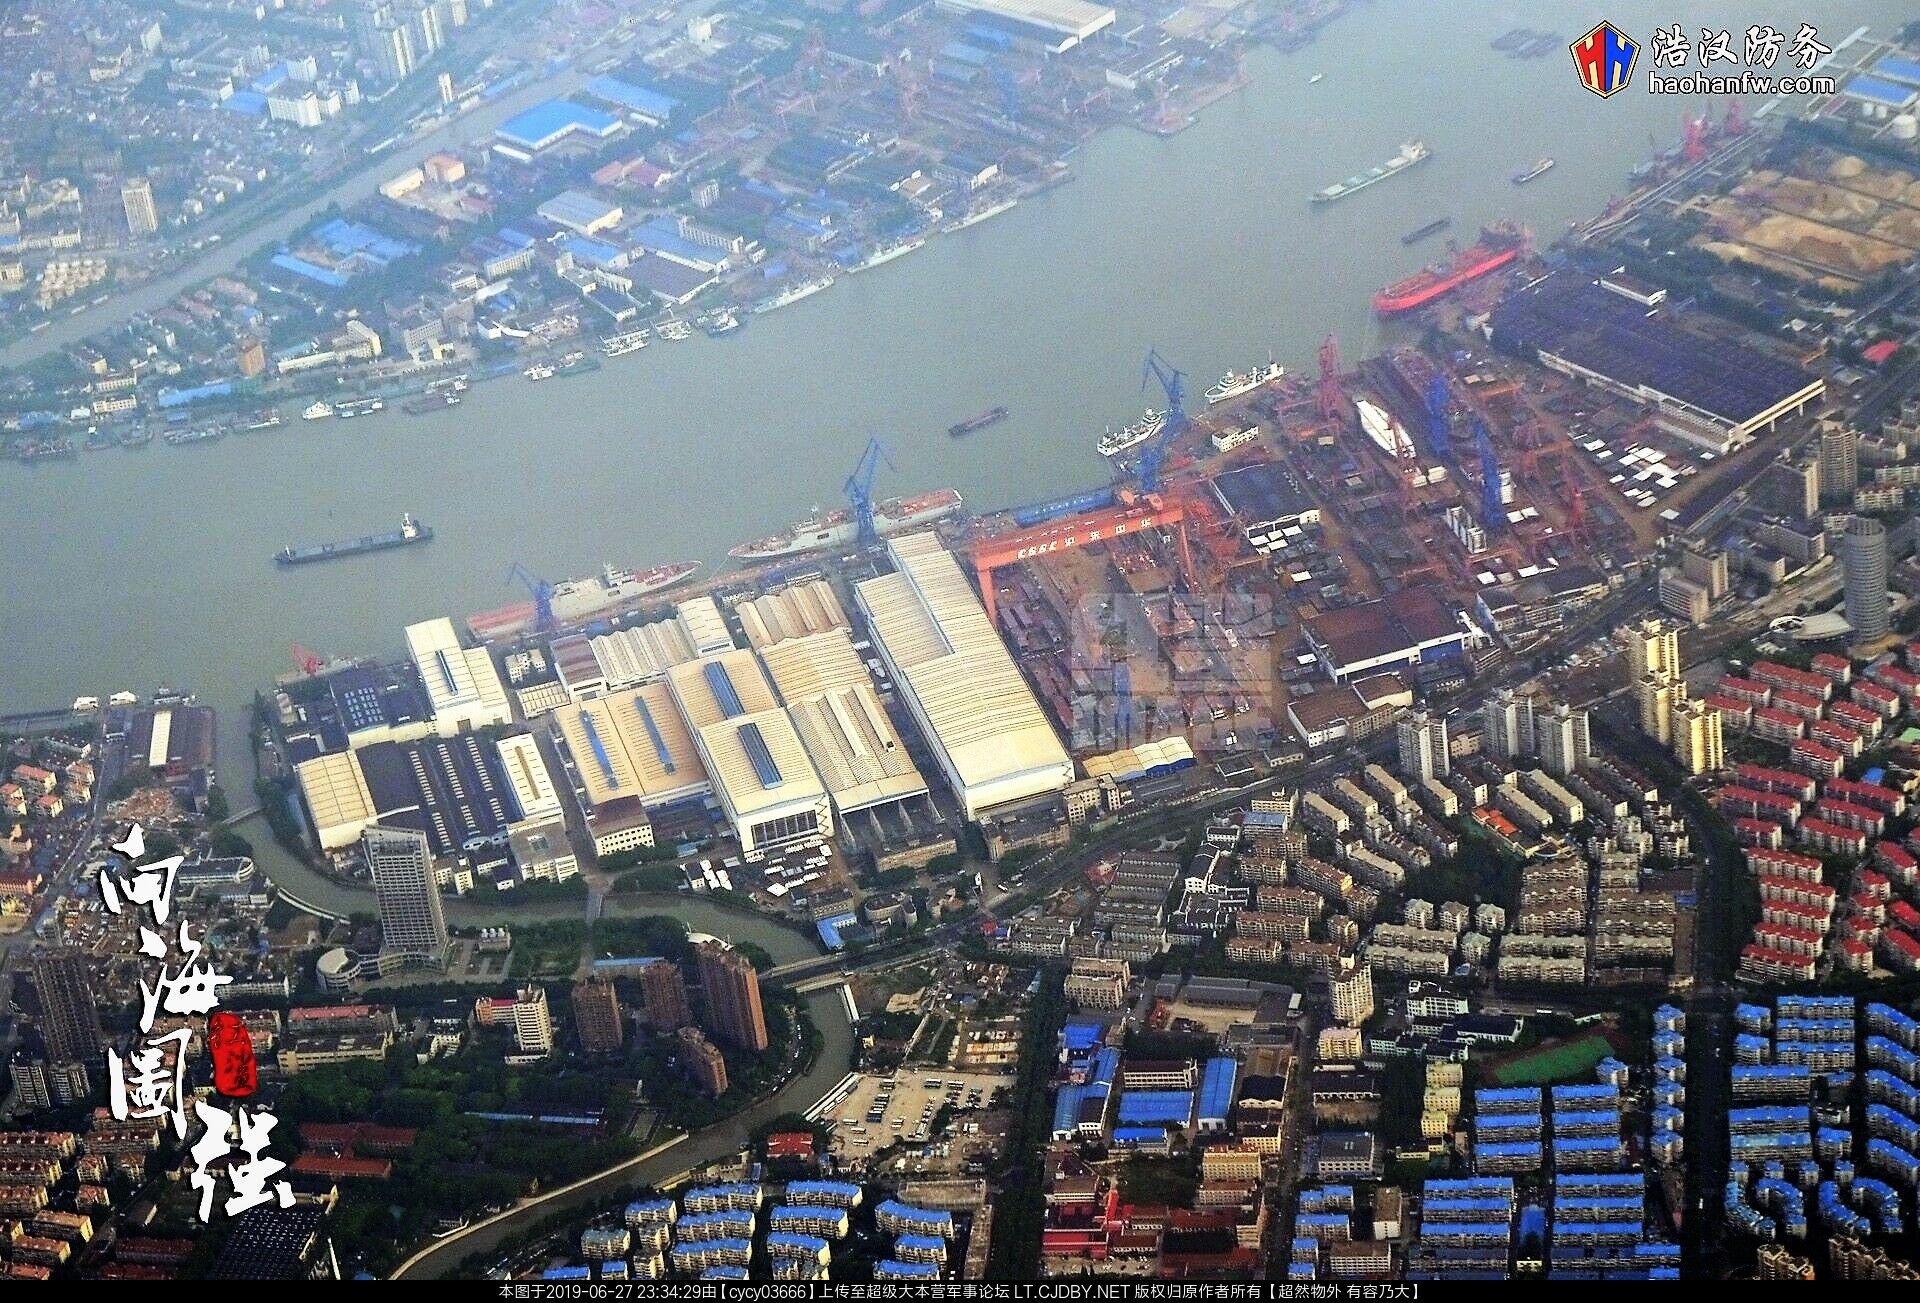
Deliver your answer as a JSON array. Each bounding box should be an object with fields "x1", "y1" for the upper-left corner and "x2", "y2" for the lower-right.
[{"x1": 827, "y1": 1069, "x2": 1013, "y2": 1162}]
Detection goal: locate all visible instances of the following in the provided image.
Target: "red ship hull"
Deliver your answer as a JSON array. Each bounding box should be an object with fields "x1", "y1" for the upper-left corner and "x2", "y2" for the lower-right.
[{"x1": 1374, "y1": 241, "x2": 1524, "y2": 315}]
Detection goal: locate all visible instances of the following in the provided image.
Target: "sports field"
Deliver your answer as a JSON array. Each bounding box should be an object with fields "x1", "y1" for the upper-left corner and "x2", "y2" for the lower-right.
[{"x1": 1487, "y1": 1033, "x2": 1614, "y2": 1086}]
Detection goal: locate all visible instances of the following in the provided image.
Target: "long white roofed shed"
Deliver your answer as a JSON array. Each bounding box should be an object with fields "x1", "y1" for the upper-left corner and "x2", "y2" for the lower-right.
[
  {"x1": 856, "y1": 533, "x2": 1072, "y2": 820},
  {"x1": 758, "y1": 627, "x2": 928, "y2": 814}
]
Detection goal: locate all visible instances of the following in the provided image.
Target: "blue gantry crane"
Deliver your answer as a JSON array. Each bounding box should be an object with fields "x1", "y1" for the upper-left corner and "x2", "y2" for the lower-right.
[
  {"x1": 992, "y1": 64, "x2": 1021, "y2": 118},
  {"x1": 507, "y1": 562, "x2": 558, "y2": 634},
  {"x1": 1138, "y1": 348, "x2": 1189, "y2": 495},
  {"x1": 1473, "y1": 417, "x2": 1507, "y2": 532},
  {"x1": 1424, "y1": 374, "x2": 1453, "y2": 465},
  {"x1": 845, "y1": 435, "x2": 898, "y2": 547}
]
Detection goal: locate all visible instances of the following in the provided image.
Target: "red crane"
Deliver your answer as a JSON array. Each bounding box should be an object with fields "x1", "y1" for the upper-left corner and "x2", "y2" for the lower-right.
[
  {"x1": 1682, "y1": 113, "x2": 1709, "y2": 162},
  {"x1": 291, "y1": 644, "x2": 325, "y2": 675},
  {"x1": 1315, "y1": 334, "x2": 1344, "y2": 426}
]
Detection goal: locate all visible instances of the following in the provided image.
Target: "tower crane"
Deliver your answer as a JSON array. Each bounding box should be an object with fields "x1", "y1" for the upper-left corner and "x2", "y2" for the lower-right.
[
  {"x1": 1473, "y1": 417, "x2": 1507, "y2": 533},
  {"x1": 1424, "y1": 374, "x2": 1453, "y2": 464},
  {"x1": 507, "y1": 563, "x2": 558, "y2": 635},
  {"x1": 845, "y1": 435, "x2": 898, "y2": 548},
  {"x1": 1138, "y1": 348, "x2": 1188, "y2": 496}
]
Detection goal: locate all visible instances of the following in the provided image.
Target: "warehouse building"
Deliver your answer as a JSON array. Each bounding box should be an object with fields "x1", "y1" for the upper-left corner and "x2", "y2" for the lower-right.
[
  {"x1": 1210, "y1": 460, "x2": 1322, "y2": 553},
  {"x1": 737, "y1": 580, "x2": 849, "y2": 649},
  {"x1": 549, "y1": 684, "x2": 706, "y2": 855},
  {"x1": 1301, "y1": 589, "x2": 1468, "y2": 683},
  {"x1": 857, "y1": 533, "x2": 1073, "y2": 820},
  {"x1": 1490, "y1": 273, "x2": 1824, "y2": 453},
  {"x1": 405, "y1": 618, "x2": 512, "y2": 735},
  {"x1": 296, "y1": 735, "x2": 518, "y2": 880},
  {"x1": 493, "y1": 99, "x2": 622, "y2": 160},
  {"x1": 496, "y1": 734, "x2": 563, "y2": 823},
  {"x1": 757, "y1": 628, "x2": 929, "y2": 816},
  {"x1": 932, "y1": 0, "x2": 1115, "y2": 51},
  {"x1": 295, "y1": 751, "x2": 378, "y2": 851},
  {"x1": 666, "y1": 650, "x2": 779, "y2": 731},
  {"x1": 695, "y1": 710, "x2": 833, "y2": 854}
]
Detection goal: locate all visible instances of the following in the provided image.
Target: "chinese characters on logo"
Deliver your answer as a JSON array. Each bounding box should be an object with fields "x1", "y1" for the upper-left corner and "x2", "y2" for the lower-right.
[
  {"x1": 102, "y1": 823, "x2": 288, "y2": 1223},
  {"x1": 1575, "y1": 21, "x2": 1836, "y2": 98}
]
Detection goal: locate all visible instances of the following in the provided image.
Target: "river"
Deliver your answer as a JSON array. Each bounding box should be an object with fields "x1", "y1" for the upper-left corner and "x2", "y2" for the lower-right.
[
  {"x1": 0, "y1": 0, "x2": 1902, "y2": 918},
  {"x1": 393, "y1": 984, "x2": 856, "y2": 1279}
]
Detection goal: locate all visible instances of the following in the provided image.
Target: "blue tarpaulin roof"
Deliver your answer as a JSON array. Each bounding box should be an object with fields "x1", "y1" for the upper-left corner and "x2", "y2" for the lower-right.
[
  {"x1": 816, "y1": 911, "x2": 859, "y2": 950},
  {"x1": 1198, "y1": 1057, "x2": 1237, "y2": 1123},
  {"x1": 1116, "y1": 1090, "x2": 1192, "y2": 1126}
]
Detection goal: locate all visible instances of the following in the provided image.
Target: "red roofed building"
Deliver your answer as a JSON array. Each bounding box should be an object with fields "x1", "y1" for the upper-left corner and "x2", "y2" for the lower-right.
[
  {"x1": 1718, "y1": 675, "x2": 1773, "y2": 707},
  {"x1": 1753, "y1": 707, "x2": 1807, "y2": 743},
  {"x1": 1734, "y1": 765, "x2": 1818, "y2": 801},
  {"x1": 1733, "y1": 818, "x2": 1784, "y2": 849},
  {"x1": 1798, "y1": 818, "x2": 1866, "y2": 856},
  {"x1": 1716, "y1": 786, "x2": 1803, "y2": 825},
  {"x1": 1705, "y1": 695, "x2": 1754, "y2": 730},
  {"x1": 1754, "y1": 660, "x2": 1833, "y2": 700},
  {"x1": 1850, "y1": 679, "x2": 1896, "y2": 717},
  {"x1": 1789, "y1": 739, "x2": 1845, "y2": 779},
  {"x1": 1882, "y1": 928, "x2": 1920, "y2": 973},
  {"x1": 766, "y1": 1132, "x2": 816, "y2": 1162},
  {"x1": 1810, "y1": 654, "x2": 1853, "y2": 684},
  {"x1": 1826, "y1": 700, "x2": 1883, "y2": 738},
  {"x1": 1875, "y1": 841, "x2": 1918, "y2": 888},
  {"x1": 1811, "y1": 799, "x2": 1885, "y2": 836},
  {"x1": 1771, "y1": 688, "x2": 1825, "y2": 722},
  {"x1": 1747, "y1": 847, "x2": 1824, "y2": 883},
  {"x1": 1827, "y1": 779, "x2": 1905, "y2": 817},
  {"x1": 1753, "y1": 922, "x2": 1824, "y2": 957},
  {"x1": 1852, "y1": 680, "x2": 1901, "y2": 718},
  {"x1": 1762, "y1": 900, "x2": 1832, "y2": 934},
  {"x1": 1838, "y1": 937, "x2": 1875, "y2": 973},
  {"x1": 1892, "y1": 901, "x2": 1920, "y2": 932},
  {"x1": 1756, "y1": 876, "x2": 1837, "y2": 911},
  {"x1": 1741, "y1": 944, "x2": 1817, "y2": 982},
  {"x1": 1867, "y1": 662, "x2": 1920, "y2": 702},
  {"x1": 1810, "y1": 719, "x2": 1866, "y2": 757},
  {"x1": 289, "y1": 1153, "x2": 393, "y2": 1181},
  {"x1": 1856, "y1": 869, "x2": 1891, "y2": 900},
  {"x1": 0, "y1": 869, "x2": 44, "y2": 898}
]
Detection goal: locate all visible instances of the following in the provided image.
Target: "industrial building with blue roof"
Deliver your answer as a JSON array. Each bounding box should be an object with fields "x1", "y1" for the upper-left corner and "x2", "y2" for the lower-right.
[
  {"x1": 1116, "y1": 1089, "x2": 1193, "y2": 1127},
  {"x1": 1197, "y1": 1057, "x2": 1238, "y2": 1131},
  {"x1": 496, "y1": 99, "x2": 623, "y2": 154}
]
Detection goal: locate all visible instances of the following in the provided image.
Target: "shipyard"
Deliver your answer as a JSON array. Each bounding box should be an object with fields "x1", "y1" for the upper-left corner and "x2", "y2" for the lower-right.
[{"x1": 13, "y1": 1, "x2": 1920, "y2": 1289}]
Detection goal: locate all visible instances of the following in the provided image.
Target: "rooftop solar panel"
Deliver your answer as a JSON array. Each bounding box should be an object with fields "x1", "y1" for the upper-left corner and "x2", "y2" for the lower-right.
[
  {"x1": 704, "y1": 660, "x2": 746, "y2": 717},
  {"x1": 738, "y1": 720, "x2": 784, "y2": 788},
  {"x1": 632, "y1": 695, "x2": 676, "y2": 772},
  {"x1": 578, "y1": 710, "x2": 620, "y2": 789}
]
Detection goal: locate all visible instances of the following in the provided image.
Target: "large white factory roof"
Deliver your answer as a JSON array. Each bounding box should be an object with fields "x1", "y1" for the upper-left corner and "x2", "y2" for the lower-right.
[
  {"x1": 737, "y1": 580, "x2": 849, "y2": 649},
  {"x1": 589, "y1": 617, "x2": 698, "y2": 690},
  {"x1": 496, "y1": 733, "x2": 563, "y2": 823},
  {"x1": 697, "y1": 709, "x2": 828, "y2": 823},
  {"x1": 553, "y1": 682, "x2": 708, "y2": 810},
  {"x1": 856, "y1": 533, "x2": 1071, "y2": 819},
  {"x1": 666, "y1": 649, "x2": 778, "y2": 730},
  {"x1": 675, "y1": 595, "x2": 736, "y2": 656},
  {"x1": 405, "y1": 617, "x2": 510, "y2": 730},
  {"x1": 759, "y1": 628, "x2": 928, "y2": 813},
  {"x1": 935, "y1": 0, "x2": 1115, "y2": 42},
  {"x1": 295, "y1": 751, "x2": 377, "y2": 851}
]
